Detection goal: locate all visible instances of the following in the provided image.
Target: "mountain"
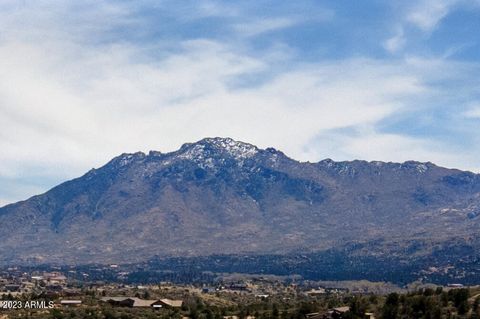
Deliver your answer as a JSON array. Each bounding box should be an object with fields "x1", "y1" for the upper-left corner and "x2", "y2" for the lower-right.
[{"x1": 1, "y1": 137, "x2": 480, "y2": 275}]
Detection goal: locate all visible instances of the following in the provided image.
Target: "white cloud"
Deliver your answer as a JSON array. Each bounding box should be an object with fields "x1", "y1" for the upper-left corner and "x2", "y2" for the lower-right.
[
  {"x1": 194, "y1": 1, "x2": 241, "y2": 18},
  {"x1": 232, "y1": 7, "x2": 333, "y2": 38},
  {"x1": 463, "y1": 105, "x2": 480, "y2": 118},
  {"x1": 384, "y1": 28, "x2": 406, "y2": 53},
  {"x1": 384, "y1": 0, "x2": 480, "y2": 54},
  {"x1": 234, "y1": 18, "x2": 296, "y2": 37},
  {"x1": 406, "y1": 0, "x2": 458, "y2": 32}
]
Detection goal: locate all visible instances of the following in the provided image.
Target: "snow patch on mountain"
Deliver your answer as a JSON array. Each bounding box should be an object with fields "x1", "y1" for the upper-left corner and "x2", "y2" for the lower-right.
[
  {"x1": 178, "y1": 137, "x2": 258, "y2": 162},
  {"x1": 203, "y1": 137, "x2": 258, "y2": 159}
]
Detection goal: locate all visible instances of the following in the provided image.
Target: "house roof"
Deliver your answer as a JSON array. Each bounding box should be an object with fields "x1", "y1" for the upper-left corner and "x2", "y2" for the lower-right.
[
  {"x1": 100, "y1": 297, "x2": 182, "y2": 308},
  {"x1": 160, "y1": 298, "x2": 183, "y2": 307},
  {"x1": 60, "y1": 300, "x2": 82, "y2": 304},
  {"x1": 101, "y1": 296, "x2": 132, "y2": 302},
  {"x1": 100, "y1": 297, "x2": 183, "y2": 307},
  {"x1": 333, "y1": 306, "x2": 350, "y2": 313},
  {"x1": 50, "y1": 275, "x2": 67, "y2": 281},
  {"x1": 132, "y1": 299, "x2": 159, "y2": 307}
]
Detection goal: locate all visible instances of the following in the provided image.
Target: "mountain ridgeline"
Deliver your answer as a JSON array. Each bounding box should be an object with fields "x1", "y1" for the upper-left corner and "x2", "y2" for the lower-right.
[{"x1": 1, "y1": 138, "x2": 480, "y2": 282}]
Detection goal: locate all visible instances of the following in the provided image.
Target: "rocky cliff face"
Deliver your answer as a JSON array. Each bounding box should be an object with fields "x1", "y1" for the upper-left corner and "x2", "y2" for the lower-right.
[{"x1": 1, "y1": 137, "x2": 480, "y2": 265}]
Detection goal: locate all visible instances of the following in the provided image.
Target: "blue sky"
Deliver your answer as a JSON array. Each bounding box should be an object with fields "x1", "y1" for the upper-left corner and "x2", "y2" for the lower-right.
[{"x1": 1, "y1": 0, "x2": 480, "y2": 206}]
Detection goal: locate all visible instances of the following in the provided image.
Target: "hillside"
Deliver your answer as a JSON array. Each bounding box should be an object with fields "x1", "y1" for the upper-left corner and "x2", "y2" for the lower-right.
[{"x1": 1, "y1": 137, "x2": 480, "y2": 269}]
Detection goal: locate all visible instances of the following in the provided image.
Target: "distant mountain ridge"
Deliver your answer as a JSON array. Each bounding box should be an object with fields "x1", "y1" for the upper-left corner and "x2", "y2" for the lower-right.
[{"x1": 1, "y1": 137, "x2": 480, "y2": 269}]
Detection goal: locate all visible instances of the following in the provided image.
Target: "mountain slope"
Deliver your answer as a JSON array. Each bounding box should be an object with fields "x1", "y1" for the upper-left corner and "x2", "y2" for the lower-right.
[{"x1": 1, "y1": 137, "x2": 480, "y2": 266}]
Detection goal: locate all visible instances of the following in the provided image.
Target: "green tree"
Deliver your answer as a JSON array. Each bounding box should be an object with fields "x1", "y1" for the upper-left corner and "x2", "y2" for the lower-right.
[
  {"x1": 272, "y1": 303, "x2": 280, "y2": 319},
  {"x1": 382, "y1": 293, "x2": 399, "y2": 319},
  {"x1": 452, "y1": 288, "x2": 469, "y2": 315}
]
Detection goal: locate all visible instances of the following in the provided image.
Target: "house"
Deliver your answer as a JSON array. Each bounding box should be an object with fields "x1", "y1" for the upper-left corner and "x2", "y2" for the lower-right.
[
  {"x1": 100, "y1": 297, "x2": 183, "y2": 308},
  {"x1": 43, "y1": 272, "x2": 67, "y2": 283},
  {"x1": 132, "y1": 299, "x2": 161, "y2": 308},
  {"x1": 306, "y1": 306, "x2": 351, "y2": 319},
  {"x1": 330, "y1": 307, "x2": 350, "y2": 318},
  {"x1": 333, "y1": 307, "x2": 350, "y2": 314},
  {"x1": 60, "y1": 300, "x2": 82, "y2": 307},
  {"x1": 49, "y1": 275, "x2": 67, "y2": 284},
  {"x1": 31, "y1": 276, "x2": 44, "y2": 281},
  {"x1": 157, "y1": 298, "x2": 183, "y2": 308},
  {"x1": 4, "y1": 284, "x2": 21, "y2": 292}
]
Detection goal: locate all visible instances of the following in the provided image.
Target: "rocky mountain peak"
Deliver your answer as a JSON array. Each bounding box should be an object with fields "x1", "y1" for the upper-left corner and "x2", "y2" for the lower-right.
[
  {"x1": 177, "y1": 137, "x2": 259, "y2": 162},
  {"x1": 104, "y1": 152, "x2": 146, "y2": 170}
]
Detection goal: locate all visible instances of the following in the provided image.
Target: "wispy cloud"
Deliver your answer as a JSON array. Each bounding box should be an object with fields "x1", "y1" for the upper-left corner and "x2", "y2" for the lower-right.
[
  {"x1": 406, "y1": 0, "x2": 458, "y2": 32},
  {"x1": 234, "y1": 18, "x2": 297, "y2": 37},
  {"x1": 463, "y1": 105, "x2": 480, "y2": 118},
  {"x1": 383, "y1": 27, "x2": 406, "y2": 53},
  {"x1": 383, "y1": 0, "x2": 480, "y2": 56}
]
